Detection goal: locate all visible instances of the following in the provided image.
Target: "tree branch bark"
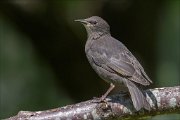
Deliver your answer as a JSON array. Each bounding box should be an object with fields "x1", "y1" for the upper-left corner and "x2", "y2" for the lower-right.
[{"x1": 5, "y1": 86, "x2": 180, "y2": 120}]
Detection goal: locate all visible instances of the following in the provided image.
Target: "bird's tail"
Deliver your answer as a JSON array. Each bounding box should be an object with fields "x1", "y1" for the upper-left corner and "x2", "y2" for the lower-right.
[{"x1": 125, "y1": 80, "x2": 150, "y2": 111}]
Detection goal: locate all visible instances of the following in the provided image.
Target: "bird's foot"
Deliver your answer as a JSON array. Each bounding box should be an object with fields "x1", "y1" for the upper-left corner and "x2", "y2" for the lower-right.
[
  {"x1": 92, "y1": 83, "x2": 114, "y2": 103},
  {"x1": 92, "y1": 95, "x2": 108, "y2": 103}
]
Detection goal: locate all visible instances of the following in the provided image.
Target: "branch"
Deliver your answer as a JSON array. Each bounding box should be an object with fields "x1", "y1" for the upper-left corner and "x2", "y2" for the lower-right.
[{"x1": 5, "y1": 86, "x2": 180, "y2": 120}]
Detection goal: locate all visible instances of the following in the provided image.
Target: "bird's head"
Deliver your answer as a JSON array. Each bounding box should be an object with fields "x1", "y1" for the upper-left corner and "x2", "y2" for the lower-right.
[{"x1": 75, "y1": 16, "x2": 110, "y2": 36}]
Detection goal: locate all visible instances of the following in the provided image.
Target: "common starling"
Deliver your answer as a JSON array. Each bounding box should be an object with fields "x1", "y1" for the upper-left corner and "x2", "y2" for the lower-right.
[{"x1": 75, "y1": 16, "x2": 152, "y2": 111}]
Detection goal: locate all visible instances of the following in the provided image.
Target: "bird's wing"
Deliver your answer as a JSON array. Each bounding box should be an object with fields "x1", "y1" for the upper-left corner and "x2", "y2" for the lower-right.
[
  {"x1": 107, "y1": 54, "x2": 135, "y2": 77},
  {"x1": 125, "y1": 51, "x2": 153, "y2": 84},
  {"x1": 90, "y1": 48, "x2": 151, "y2": 86},
  {"x1": 107, "y1": 51, "x2": 151, "y2": 85}
]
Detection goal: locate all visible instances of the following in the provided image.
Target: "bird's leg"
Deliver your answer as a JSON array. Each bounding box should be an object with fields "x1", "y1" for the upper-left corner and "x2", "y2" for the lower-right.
[
  {"x1": 100, "y1": 83, "x2": 115, "y2": 101},
  {"x1": 92, "y1": 83, "x2": 115, "y2": 103}
]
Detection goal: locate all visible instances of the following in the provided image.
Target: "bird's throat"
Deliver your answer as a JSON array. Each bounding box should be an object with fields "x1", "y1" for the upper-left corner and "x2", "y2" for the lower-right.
[{"x1": 88, "y1": 32, "x2": 106, "y2": 40}]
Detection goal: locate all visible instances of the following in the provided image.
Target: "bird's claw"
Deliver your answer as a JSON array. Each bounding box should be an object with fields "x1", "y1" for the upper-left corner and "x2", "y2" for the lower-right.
[{"x1": 92, "y1": 96, "x2": 108, "y2": 103}]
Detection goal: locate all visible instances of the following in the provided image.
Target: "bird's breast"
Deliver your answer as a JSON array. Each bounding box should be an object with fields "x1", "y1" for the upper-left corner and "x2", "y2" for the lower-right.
[{"x1": 85, "y1": 38, "x2": 94, "y2": 53}]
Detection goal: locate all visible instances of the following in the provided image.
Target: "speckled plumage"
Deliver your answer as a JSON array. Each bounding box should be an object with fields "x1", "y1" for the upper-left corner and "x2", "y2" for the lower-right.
[{"x1": 75, "y1": 16, "x2": 152, "y2": 111}]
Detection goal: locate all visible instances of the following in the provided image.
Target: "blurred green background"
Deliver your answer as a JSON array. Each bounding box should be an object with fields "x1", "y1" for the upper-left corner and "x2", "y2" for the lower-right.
[{"x1": 0, "y1": 0, "x2": 179, "y2": 119}]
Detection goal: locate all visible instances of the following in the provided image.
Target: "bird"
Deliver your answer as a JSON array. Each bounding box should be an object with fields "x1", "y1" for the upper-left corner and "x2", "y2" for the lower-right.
[{"x1": 75, "y1": 16, "x2": 152, "y2": 111}]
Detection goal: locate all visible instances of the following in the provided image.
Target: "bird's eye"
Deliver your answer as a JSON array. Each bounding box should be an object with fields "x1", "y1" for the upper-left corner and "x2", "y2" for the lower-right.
[{"x1": 89, "y1": 21, "x2": 97, "y2": 25}]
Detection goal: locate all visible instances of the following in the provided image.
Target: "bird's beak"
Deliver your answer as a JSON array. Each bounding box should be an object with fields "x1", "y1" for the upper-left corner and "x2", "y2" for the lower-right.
[{"x1": 74, "y1": 19, "x2": 88, "y2": 24}]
